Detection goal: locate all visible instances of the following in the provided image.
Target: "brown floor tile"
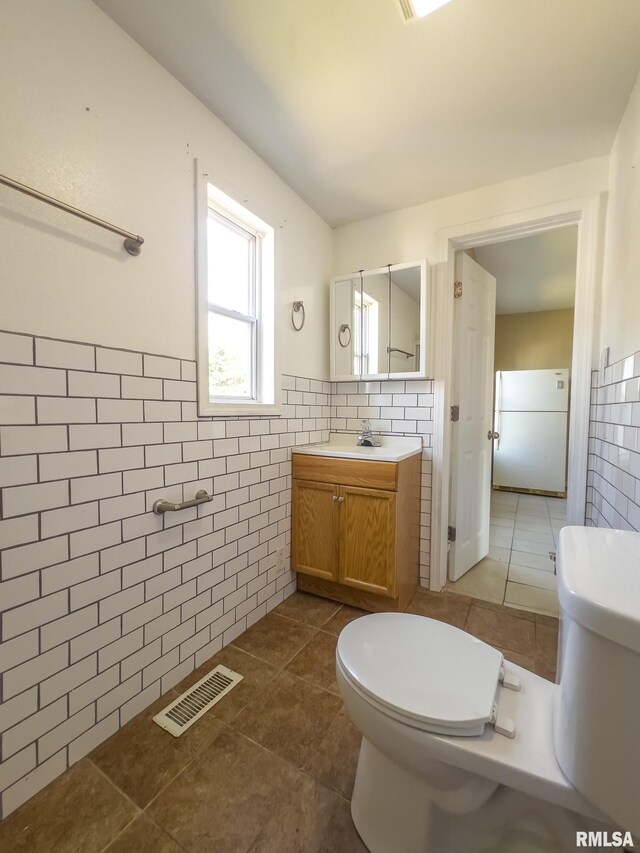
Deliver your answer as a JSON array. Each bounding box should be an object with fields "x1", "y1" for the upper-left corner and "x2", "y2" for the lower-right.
[
  {"x1": 273, "y1": 591, "x2": 342, "y2": 628},
  {"x1": 0, "y1": 590, "x2": 568, "y2": 850},
  {"x1": 535, "y1": 622, "x2": 559, "y2": 682},
  {"x1": 90, "y1": 693, "x2": 224, "y2": 808},
  {"x1": 232, "y1": 671, "x2": 342, "y2": 769},
  {"x1": 324, "y1": 797, "x2": 368, "y2": 852},
  {"x1": 285, "y1": 630, "x2": 339, "y2": 694},
  {"x1": 535, "y1": 621, "x2": 559, "y2": 655},
  {"x1": 535, "y1": 612, "x2": 560, "y2": 628},
  {"x1": 105, "y1": 813, "x2": 184, "y2": 852},
  {"x1": 248, "y1": 773, "x2": 366, "y2": 852},
  {"x1": 495, "y1": 646, "x2": 536, "y2": 673},
  {"x1": 304, "y1": 709, "x2": 362, "y2": 799},
  {"x1": 464, "y1": 603, "x2": 536, "y2": 656},
  {"x1": 174, "y1": 645, "x2": 277, "y2": 723},
  {"x1": 148, "y1": 728, "x2": 299, "y2": 853},
  {"x1": 405, "y1": 589, "x2": 471, "y2": 628},
  {"x1": 535, "y1": 656, "x2": 557, "y2": 682},
  {"x1": 0, "y1": 759, "x2": 136, "y2": 853},
  {"x1": 322, "y1": 605, "x2": 368, "y2": 636},
  {"x1": 471, "y1": 598, "x2": 535, "y2": 622},
  {"x1": 231, "y1": 613, "x2": 316, "y2": 667}
]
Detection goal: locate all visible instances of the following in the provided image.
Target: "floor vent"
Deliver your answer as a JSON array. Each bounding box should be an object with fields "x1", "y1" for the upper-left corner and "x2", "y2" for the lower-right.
[{"x1": 153, "y1": 665, "x2": 243, "y2": 737}]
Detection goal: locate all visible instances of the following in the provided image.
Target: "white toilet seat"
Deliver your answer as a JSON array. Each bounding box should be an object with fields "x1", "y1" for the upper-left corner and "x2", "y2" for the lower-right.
[
  {"x1": 337, "y1": 612, "x2": 504, "y2": 736},
  {"x1": 336, "y1": 615, "x2": 606, "y2": 822}
]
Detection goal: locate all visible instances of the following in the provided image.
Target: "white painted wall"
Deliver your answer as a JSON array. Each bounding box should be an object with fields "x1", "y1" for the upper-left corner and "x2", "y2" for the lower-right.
[
  {"x1": 332, "y1": 157, "x2": 609, "y2": 280},
  {"x1": 599, "y1": 69, "x2": 640, "y2": 363},
  {"x1": 0, "y1": 0, "x2": 332, "y2": 379}
]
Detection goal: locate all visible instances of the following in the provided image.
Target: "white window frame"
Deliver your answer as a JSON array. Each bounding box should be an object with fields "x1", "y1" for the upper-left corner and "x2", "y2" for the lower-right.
[{"x1": 195, "y1": 160, "x2": 279, "y2": 416}]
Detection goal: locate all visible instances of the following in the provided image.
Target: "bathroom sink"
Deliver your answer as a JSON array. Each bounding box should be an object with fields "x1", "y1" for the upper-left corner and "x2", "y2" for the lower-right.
[{"x1": 292, "y1": 434, "x2": 422, "y2": 463}]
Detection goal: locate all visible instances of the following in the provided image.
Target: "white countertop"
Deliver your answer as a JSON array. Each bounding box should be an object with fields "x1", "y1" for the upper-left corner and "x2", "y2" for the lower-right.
[{"x1": 292, "y1": 434, "x2": 422, "y2": 463}]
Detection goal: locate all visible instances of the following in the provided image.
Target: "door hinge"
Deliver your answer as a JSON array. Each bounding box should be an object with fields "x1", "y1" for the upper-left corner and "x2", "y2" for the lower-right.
[
  {"x1": 450, "y1": 405, "x2": 460, "y2": 422},
  {"x1": 454, "y1": 281, "x2": 463, "y2": 298},
  {"x1": 448, "y1": 526, "x2": 456, "y2": 542}
]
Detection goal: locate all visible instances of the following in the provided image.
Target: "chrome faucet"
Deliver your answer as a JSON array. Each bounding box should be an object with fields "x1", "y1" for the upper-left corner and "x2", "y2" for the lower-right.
[{"x1": 357, "y1": 419, "x2": 381, "y2": 447}]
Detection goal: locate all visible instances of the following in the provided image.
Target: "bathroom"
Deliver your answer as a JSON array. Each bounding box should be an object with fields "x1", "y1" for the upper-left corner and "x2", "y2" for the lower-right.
[{"x1": 1, "y1": 0, "x2": 640, "y2": 850}]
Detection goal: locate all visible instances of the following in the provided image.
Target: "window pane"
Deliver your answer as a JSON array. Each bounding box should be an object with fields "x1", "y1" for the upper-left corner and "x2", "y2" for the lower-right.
[
  {"x1": 208, "y1": 312, "x2": 253, "y2": 399},
  {"x1": 207, "y1": 211, "x2": 253, "y2": 314}
]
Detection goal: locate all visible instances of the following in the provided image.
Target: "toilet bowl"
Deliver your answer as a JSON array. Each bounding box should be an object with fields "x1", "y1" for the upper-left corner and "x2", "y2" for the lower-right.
[{"x1": 337, "y1": 527, "x2": 640, "y2": 853}]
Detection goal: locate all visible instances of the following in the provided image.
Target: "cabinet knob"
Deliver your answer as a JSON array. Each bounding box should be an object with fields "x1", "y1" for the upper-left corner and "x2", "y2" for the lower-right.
[
  {"x1": 332, "y1": 495, "x2": 338, "y2": 501},
  {"x1": 337, "y1": 496, "x2": 344, "y2": 503}
]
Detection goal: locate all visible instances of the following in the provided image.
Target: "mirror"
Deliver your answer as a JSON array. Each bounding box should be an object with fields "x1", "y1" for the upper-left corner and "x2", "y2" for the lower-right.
[
  {"x1": 389, "y1": 265, "x2": 422, "y2": 375},
  {"x1": 330, "y1": 260, "x2": 427, "y2": 381},
  {"x1": 360, "y1": 269, "x2": 390, "y2": 376},
  {"x1": 331, "y1": 274, "x2": 361, "y2": 380}
]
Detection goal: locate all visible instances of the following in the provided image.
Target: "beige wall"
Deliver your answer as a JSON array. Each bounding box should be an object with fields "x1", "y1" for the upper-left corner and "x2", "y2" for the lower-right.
[{"x1": 494, "y1": 308, "x2": 574, "y2": 371}]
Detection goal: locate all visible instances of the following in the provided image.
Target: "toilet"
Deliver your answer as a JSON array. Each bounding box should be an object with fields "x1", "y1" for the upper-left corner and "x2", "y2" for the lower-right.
[{"x1": 336, "y1": 527, "x2": 640, "y2": 853}]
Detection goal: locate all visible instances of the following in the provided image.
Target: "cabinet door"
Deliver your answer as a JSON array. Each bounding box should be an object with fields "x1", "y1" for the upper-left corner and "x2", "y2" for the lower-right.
[
  {"x1": 339, "y1": 486, "x2": 396, "y2": 597},
  {"x1": 292, "y1": 479, "x2": 339, "y2": 581}
]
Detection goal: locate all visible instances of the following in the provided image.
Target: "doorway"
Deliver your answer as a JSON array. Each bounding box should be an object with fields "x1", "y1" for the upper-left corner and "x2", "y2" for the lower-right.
[
  {"x1": 446, "y1": 228, "x2": 577, "y2": 616},
  {"x1": 429, "y1": 194, "x2": 601, "y2": 608}
]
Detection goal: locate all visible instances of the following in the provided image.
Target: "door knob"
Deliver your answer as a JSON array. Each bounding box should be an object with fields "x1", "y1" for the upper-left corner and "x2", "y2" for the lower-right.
[{"x1": 487, "y1": 431, "x2": 500, "y2": 440}]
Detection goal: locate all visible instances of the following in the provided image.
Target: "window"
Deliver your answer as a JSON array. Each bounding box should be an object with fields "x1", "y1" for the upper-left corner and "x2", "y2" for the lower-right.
[{"x1": 196, "y1": 163, "x2": 277, "y2": 416}]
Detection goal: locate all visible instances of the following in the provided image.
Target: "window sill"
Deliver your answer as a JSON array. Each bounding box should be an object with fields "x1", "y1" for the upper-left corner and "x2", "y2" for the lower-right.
[{"x1": 198, "y1": 400, "x2": 281, "y2": 418}]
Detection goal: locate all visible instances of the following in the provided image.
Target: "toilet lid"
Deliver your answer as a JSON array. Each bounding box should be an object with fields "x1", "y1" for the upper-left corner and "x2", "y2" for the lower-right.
[{"x1": 337, "y1": 612, "x2": 503, "y2": 734}]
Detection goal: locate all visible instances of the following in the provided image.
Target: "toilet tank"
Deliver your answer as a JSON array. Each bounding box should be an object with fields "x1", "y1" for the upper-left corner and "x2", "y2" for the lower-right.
[{"x1": 554, "y1": 526, "x2": 640, "y2": 837}]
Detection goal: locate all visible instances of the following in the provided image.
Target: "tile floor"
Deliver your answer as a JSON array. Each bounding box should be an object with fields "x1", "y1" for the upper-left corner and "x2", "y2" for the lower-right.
[
  {"x1": 446, "y1": 490, "x2": 566, "y2": 616},
  {"x1": 0, "y1": 588, "x2": 559, "y2": 852}
]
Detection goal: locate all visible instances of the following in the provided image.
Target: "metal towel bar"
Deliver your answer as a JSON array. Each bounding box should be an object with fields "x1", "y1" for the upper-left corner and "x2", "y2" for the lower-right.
[
  {"x1": 387, "y1": 346, "x2": 414, "y2": 359},
  {"x1": 0, "y1": 172, "x2": 145, "y2": 255},
  {"x1": 153, "y1": 490, "x2": 213, "y2": 514}
]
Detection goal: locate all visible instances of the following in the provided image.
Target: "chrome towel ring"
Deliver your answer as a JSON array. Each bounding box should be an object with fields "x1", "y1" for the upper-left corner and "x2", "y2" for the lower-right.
[
  {"x1": 338, "y1": 324, "x2": 352, "y2": 347},
  {"x1": 292, "y1": 301, "x2": 305, "y2": 331}
]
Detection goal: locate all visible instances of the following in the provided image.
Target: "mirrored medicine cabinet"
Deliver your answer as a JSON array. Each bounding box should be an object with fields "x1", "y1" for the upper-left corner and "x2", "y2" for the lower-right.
[{"x1": 330, "y1": 260, "x2": 428, "y2": 381}]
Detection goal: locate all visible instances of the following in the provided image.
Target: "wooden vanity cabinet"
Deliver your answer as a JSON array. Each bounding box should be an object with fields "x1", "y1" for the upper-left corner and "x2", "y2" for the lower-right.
[{"x1": 292, "y1": 452, "x2": 421, "y2": 612}]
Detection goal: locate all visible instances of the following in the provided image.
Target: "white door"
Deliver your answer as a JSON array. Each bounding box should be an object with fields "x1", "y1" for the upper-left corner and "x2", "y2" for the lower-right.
[{"x1": 449, "y1": 253, "x2": 497, "y2": 581}]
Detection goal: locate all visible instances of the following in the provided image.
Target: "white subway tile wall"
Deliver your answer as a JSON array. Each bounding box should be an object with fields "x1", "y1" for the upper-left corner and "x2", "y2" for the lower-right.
[
  {"x1": 587, "y1": 351, "x2": 640, "y2": 531},
  {"x1": 0, "y1": 330, "x2": 337, "y2": 819},
  {"x1": 330, "y1": 379, "x2": 433, "y2": 584}
]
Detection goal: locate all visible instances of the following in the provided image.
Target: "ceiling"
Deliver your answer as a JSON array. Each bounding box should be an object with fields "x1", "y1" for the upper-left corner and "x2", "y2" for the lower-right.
[
  {"x1": 93, "y1": 0, "x2": 640, "y2": 226},
  {"x1": 473, "y1": 227, "x2": 578, "y2": 315}
]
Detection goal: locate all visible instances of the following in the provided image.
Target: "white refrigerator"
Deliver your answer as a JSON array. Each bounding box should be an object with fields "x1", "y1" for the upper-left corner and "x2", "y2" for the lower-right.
[{"x1": 493, "y1": 368, "x2": 569, "y2": 494}]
